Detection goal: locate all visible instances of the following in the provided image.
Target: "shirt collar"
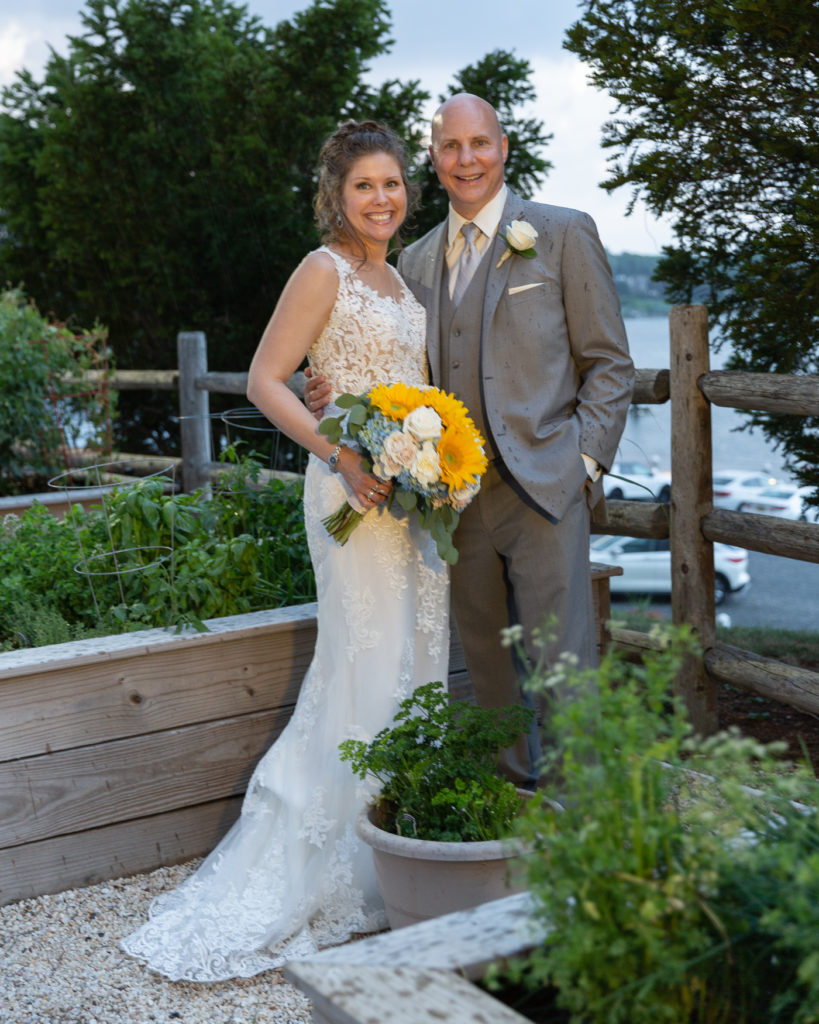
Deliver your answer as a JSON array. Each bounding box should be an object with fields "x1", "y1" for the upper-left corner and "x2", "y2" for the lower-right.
[{"x1": 446, "y1": 184, "x2": 508, "y2": 246}]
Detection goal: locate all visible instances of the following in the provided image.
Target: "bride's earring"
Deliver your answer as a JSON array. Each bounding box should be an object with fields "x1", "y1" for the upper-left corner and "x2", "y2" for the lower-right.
[{"x1": 336, "y1": 214, "x2": 343, "y2": 228}]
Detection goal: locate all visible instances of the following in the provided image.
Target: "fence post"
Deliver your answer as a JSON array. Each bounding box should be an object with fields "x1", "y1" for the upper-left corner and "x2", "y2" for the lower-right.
[
  {"x1": 669, "y1": 305, "x2": 717, "y2": 734},
  {"x1": 177, "y1": 331, "x2": 211, "y2": 495}
]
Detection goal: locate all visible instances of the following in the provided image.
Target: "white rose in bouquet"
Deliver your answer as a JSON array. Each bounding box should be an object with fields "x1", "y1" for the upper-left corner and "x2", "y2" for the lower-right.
[
  {"x1": 403, "y1": 406, "x2": 443, "y2": 444},
  {"x1": 410, "y1": 440, "x2": 441, "y2": 488}
]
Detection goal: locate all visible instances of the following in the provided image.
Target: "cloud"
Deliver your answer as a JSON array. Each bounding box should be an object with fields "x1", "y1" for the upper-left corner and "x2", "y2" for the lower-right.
[{"x1": 528, "y1": 54, "x2": 674, "y2": 254}]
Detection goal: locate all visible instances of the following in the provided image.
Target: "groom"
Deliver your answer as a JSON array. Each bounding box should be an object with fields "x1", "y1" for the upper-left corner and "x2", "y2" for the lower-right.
[{"x1": 310, "y1": 94, "x2": 634, "y2": 784}]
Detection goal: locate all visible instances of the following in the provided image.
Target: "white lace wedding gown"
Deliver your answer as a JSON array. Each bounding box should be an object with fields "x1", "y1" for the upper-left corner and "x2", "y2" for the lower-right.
[{"x1": 120, "y1": 248, "x2": 450, "y2": 981}]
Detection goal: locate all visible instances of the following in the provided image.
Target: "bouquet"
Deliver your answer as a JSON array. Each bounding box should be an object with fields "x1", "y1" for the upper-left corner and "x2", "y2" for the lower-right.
[{"x1": 318, "y1": 383, "x2": 488, "y2": 564}]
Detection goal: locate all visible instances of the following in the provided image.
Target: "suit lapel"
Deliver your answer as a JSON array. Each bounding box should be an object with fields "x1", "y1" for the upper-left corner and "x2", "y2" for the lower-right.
[
  {"x1": 418, "y1": 222, "x2": 448, "y2": 386},
  {"x1": 483, "y1": 191, "x2": 527, "y2": 331}
]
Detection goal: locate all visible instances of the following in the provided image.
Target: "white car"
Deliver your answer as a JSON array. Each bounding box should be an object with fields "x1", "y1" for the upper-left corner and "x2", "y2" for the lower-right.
[
  {"x1": 604, "y1": 461, "x2": 671, "y2": 503},
  {"x1": 739, "y1": 484, "x2": 819, "y2": 522},
  {"x1": 590, "y1": 535, "x2": 750, "y2": 606},
  {"x1": 711, "y1": 470, "x2": 778, "y2": 510}
]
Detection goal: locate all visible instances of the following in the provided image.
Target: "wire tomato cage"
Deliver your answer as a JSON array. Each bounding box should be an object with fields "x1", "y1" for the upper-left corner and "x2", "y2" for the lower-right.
[{"x1": 48, "y1": 458, "x2": 178, "y2": 626}]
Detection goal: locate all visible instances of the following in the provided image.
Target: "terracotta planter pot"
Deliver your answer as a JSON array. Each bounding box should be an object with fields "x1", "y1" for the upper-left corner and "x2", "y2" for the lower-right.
[{"x1": 355, "y1": 798, "x2": 529, "y2": 929}]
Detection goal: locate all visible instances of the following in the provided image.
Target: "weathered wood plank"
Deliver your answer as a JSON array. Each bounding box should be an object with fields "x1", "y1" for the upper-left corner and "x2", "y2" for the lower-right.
[
  {"x1": 0, "y1": 709, "x2": 289, "y2": 848},
  {"x1": 295, "y1": 891, "x2": 548, "y2": 980},
  {"x1": 705, "y1": 643, "x2": 819, "y2": 717},
  {"x1": 702, "y1": 509, "x2": 819, "y2": 564},
  {"x1": 0, "y1": 796, "x2": 242, "y2": 907},
  {"x1": 700, "y1": 370, "x2": 819, "y2": 416},
  {"x1": 0, "y1": 607, "x2": 316, "y2": 760},
  {"x1": 284, "y1": 964, "x2": 533, "y2": 1024}
]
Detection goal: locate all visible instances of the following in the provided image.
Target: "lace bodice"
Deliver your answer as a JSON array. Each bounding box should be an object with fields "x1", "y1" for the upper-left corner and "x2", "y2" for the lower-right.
[{"x1": 308, "y1": 247, "x2": 428, "y2": 399}]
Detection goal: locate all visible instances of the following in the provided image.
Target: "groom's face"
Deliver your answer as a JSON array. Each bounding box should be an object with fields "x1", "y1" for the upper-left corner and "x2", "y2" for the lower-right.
[{"x1": 429, "y1": 98, "x2": 508, "y2": 220}]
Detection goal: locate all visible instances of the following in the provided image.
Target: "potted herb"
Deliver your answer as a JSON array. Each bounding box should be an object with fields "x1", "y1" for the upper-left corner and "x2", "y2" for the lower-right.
[{"x1": 339, "y1": 681, "x2": 539, "y2": 929}]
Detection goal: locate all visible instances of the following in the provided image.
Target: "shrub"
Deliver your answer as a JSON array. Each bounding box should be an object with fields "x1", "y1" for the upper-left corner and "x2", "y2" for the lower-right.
[
  {"x1": 502, "y1": 625, "x2": 819, "y2": 1023},
  {"x1": 0, "y1": 287, "x2": 111, "y2": 495}
]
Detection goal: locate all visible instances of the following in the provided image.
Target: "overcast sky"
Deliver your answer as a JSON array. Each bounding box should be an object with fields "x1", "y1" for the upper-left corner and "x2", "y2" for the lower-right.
[{"x1": 0, "y1": 0, "x2": 676, "y2": 255}]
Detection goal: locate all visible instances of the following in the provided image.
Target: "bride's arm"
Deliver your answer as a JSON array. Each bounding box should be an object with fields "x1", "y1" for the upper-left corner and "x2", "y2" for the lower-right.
[{"x1": 247, "y1": 252, "x2": 390, "y2": 504}]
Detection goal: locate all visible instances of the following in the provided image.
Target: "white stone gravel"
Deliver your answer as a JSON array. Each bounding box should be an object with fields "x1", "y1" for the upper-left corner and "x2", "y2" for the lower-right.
[{"x1": 0, "y1": 861, "x2": 313, "y2": 1024}]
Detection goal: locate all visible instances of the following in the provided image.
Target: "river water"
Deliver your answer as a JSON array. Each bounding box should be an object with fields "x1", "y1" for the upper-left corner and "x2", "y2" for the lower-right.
[{"x1": 621, "y1": 316, "x2": 792, "y2": 481}]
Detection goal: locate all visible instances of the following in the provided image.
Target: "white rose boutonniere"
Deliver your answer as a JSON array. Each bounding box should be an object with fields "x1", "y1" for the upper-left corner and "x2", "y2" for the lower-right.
[{"x1": 496, "y1": 219, "x2": 538, "y2": 268}]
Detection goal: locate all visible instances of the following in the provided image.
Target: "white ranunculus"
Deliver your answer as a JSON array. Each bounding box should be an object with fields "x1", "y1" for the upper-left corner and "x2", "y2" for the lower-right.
[
  {"x1": 410, "y1": 440, "x2": 441, "y2": 487},
  {"x1": 375, "y1": 429, "x2": 419, "y2": 478},
  {"x1": 505, "y1": 219, "x2": 538, "y2": 251},
  {"x1": 403, "y1": 405, "x2": 443, "y2": 443}
]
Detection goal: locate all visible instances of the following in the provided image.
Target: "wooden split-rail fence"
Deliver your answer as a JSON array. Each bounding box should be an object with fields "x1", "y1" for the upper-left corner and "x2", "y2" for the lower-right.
[{"x1": 0, "y1": 304, "x2": 817, "y2": 907}]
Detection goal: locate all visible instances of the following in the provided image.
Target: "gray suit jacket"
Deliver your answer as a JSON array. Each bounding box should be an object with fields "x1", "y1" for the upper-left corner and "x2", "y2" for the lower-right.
[{"x1": 398, "y1": 189, "x2": 634, "y2": 521}]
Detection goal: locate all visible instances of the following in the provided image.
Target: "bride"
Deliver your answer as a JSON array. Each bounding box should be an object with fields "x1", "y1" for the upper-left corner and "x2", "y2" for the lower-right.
[{"x1": 120, "y1": 120, "x2": 449, "y2": 981}]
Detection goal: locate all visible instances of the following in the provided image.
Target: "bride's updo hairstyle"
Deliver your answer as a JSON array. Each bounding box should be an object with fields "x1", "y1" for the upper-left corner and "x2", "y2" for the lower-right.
[{"x1": 315, "y1": 119, "x2": 419, "y2": 260}]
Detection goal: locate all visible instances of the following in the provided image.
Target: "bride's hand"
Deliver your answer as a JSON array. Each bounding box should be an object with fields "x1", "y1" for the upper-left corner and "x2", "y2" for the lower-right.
[{"x1": 336, "y1": 447, "x2": 393, "y2": 510}]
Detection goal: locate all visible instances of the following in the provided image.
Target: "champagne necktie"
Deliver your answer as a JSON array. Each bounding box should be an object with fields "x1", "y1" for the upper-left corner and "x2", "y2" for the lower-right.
[{"x1": 452, "y1": 222, "x2": 482, "y2": 306}]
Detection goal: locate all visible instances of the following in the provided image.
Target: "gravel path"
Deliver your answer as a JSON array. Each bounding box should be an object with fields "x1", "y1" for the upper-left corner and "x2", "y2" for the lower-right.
[{"x1": 0, "y1": 861, "x2": 312, "y2": 1024}]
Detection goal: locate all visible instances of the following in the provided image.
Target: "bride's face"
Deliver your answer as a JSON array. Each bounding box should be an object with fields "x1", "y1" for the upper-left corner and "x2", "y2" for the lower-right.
[{"x1": 341, "y1": 151, "x2": 407, "y2": 250}]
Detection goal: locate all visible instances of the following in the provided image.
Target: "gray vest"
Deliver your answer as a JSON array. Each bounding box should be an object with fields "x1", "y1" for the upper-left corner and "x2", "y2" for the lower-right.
[{"x1": 439, "y1": 250, "x2": 499, "y2": 459}]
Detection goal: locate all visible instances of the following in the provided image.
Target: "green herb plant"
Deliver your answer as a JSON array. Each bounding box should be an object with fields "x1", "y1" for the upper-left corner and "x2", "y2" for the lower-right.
[
  {"x1": 339, "y1": 681, "x2": 533, "y2": 843},
  {"x1": 499, "y1": 623, "x2": 819, "y2": 1024},
  {"x1": 0, "y1": 452, "x2": 315, "y2": 648}
]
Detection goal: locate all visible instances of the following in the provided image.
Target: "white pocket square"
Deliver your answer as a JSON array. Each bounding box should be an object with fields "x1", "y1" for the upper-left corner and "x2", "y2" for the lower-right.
[{"x1": 507, "y1": 282, "x2": 544, "y2": 295}]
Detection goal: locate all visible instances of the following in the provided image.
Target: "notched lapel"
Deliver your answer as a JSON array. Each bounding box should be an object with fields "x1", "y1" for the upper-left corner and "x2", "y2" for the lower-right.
[{"x1": 484, "y1": 194, "x2": 529, "y2": 326}]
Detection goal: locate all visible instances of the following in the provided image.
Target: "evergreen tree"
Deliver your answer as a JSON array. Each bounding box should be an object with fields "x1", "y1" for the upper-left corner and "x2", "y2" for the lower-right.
[
  {"x1": 0, "y1": 0, "x2": 427, "y2": 448},
  {"x1": 566, "y1": 0, "x2": 819, "y2": 489}
]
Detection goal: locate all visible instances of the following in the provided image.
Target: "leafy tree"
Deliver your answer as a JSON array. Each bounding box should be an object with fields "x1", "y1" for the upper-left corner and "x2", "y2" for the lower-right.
[
  {"x1": 0, "y1": 0, "x2": 427, "y2": 449},
  {"x1": 413, "y1": 49, "x2": 553, "y2": 238},
  {"x1": 565, "y1": 0, "x2": 819, "y2": 490}
]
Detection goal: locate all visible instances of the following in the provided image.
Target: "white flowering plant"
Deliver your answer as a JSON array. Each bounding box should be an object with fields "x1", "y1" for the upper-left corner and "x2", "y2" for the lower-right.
[
  {"x1": 339, "y1": 681, "x2": 533, "y2": 842},
  {"x1": 496, "y1": 219, "x2": 538, "y2": 268},
  {"x1": 318, "y1": 382, "x2": 487, "y2": 564}
]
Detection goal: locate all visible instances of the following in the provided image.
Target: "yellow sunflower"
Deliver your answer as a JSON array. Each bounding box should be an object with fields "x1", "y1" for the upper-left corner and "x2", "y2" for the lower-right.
[
  {"x1": 368, "y1": 382, "x2": 424, "y2": 421},
  {"x1": 437, "y1": 426, "x2": 488, "y2": 491},
  {"x1": 424, "y1": 388, "x2": 473, "y2": 430}
]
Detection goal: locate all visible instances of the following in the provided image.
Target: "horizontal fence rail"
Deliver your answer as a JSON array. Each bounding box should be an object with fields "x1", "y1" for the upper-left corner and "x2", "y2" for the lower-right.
[{"x1": 43, "y1": 312, "x2": 819, "y2": 736}]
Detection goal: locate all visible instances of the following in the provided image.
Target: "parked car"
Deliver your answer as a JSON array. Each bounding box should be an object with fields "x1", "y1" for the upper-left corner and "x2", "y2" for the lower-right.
[
  {"x1": 604, "y1": 461, "x2": 671, "y2": 502},
  {"x1": 739, "y1": 484, "x2": 819, "y2": 522},
  {"x1": 712, "y1": 470, "x2": 777, "y2": 510},
  {"x1": 590, "y1": 535, "x2": 750, "y2": 606}
]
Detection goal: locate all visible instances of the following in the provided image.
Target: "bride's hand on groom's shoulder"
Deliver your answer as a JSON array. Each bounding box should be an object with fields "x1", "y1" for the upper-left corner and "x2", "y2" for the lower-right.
[{"x1": 303, "y1": 367, "x2": 332, "y2": 421}]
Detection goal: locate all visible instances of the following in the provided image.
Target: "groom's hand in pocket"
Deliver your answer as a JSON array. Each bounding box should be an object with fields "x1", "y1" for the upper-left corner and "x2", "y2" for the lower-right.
[{"x1": 303, "y1": 367, "x2": 332, "y2": 421}]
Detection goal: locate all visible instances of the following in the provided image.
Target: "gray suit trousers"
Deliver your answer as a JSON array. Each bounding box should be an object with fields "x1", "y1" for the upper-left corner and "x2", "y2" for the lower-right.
[{"x1": 451, "y1": 461, "x2": 596, "y2": 786}]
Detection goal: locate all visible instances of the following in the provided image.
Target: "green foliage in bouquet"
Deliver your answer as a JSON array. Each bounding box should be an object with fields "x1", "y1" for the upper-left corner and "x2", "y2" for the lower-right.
[
  {"x1": 498, "y1": 624, "x2": 819, "y2": 1024},
  {"x1": 339, "y1": 681, "x2": 533, "y2": 843}
]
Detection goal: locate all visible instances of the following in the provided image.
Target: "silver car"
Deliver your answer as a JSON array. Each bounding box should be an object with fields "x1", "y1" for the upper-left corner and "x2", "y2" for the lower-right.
[{"x1": 590, "y1": 535, "x2": 751, "y2": 606}]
